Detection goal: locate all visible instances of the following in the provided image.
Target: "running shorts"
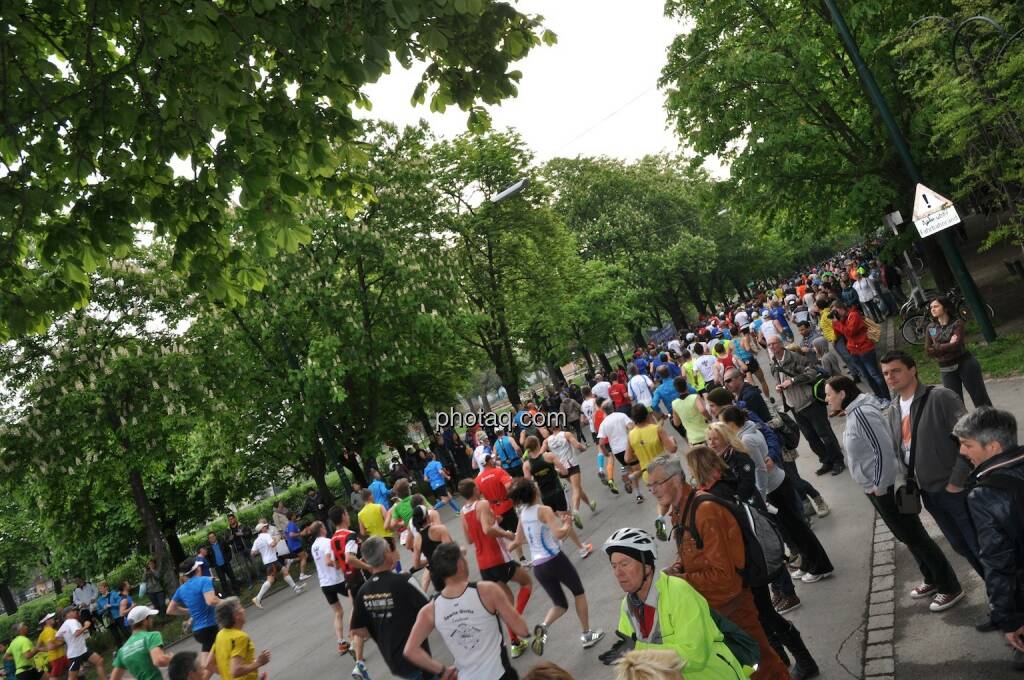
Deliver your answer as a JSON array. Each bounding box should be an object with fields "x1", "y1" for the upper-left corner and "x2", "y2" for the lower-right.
[
  {"x1": 558, "y1": 464, "x2": 581, "y2": 479},
  {"x1": 533, "y1": 552, "x2": 585, "y2": 609},
  {"x1": 542, "y1": 491, "x2": 568, "y2": 514},
  {"x1": 321, "y1": 582, "x2": 346, "y2": 605},
  {"x1": 479, "y1": 560, "x2": 518, "y2": 584},
  {"x1": 193, "y1": 625, "x2": 218, "y2": 652}
]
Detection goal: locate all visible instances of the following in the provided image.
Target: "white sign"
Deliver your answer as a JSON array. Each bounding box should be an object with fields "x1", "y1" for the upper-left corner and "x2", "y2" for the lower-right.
[{"x1": 913, "y1": 184, "x2": 960, "y2": 238}]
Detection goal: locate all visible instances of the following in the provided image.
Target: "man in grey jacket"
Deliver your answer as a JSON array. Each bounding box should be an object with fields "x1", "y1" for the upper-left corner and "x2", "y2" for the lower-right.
[
  {"x1": 767, "y1": 337, "x2": 845, "y2": 476},
  {"x1": 880, "y1": 351, "x2": 983, "y2": 582}
]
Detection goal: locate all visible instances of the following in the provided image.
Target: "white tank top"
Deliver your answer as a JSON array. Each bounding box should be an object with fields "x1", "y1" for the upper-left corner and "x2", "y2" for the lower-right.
[
  {"x1": 433, "y1": 584, "x2": 511, "y2": 680},
  {"x1": 521, "y1": 505, "x2": 560, "y2": 565},
  {"x1": 546, "y1": 431, "x2": 577, "y2": 468}
]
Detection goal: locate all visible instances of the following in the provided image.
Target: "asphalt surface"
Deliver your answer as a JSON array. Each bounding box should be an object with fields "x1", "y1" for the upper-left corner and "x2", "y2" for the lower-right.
[{"x1": 170, "y1": 349, "x2": 882, "y2": 680}]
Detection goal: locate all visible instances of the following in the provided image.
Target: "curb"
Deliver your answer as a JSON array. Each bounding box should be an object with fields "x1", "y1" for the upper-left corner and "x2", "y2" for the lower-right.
[{"x1": 863, "y1": 513, "x2": 896, "y2": 680}]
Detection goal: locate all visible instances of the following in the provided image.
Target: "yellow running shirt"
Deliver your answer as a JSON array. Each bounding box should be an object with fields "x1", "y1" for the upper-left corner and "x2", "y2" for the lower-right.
[
  {"x1": 37, "y1": 626, "x2": 64, "y2": 663},
  {"x1": 628, "y1": 423, "x2": 665, "y2": 481},
  {"x1": 212, "y1": 627, "x2": 257, "y2": 680},
  {"x1": 357, "y1": 503, "x2": 392, "y2": 538}
]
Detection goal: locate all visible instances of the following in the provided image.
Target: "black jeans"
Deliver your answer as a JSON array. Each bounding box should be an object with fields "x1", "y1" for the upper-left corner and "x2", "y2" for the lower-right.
[
  {"x1": 868, "y1": 487, "x2": 962, "y2": 593},
  {"x1": 793, "y1": 400, "x2": 844, "y2": 468},
  {"x1": 781, "y1": 460, "x2": 819, "y2": 505},
  {"x1": 214, "y1": 563, "x2": 241, "y2": 595},
  {"x1": 767, "y1": 477, "x2": 834, "y2": 576},
  {"x1": 149, "y1": 590, "x2": 166, "y2": 614},
  {"x1": 921, "y1": 487, "x2": 984, "y2": 578},
  {"x1": 940, "y1": 354, "x2": 992, "y2": 408}
]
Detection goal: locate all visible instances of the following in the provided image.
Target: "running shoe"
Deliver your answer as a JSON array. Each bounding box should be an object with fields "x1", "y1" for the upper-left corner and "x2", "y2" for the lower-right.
[
  {"x1": 293, "y1": 584, "x2": 305, "y2": 594},
  {"x1": 510, "y1": 639, "x2": 528, "y2": 659},
  {"x1": 581, "y1": 629, "x2": 605, "y2": 648},
  {"x1": 338, "y1": 640, "x2": 351, "y2": 656},
  {"x1": 635, "y1": 494, "x2": 644, "y2": 504},
  {"x1": 909, "y1": 583, "x2": 937, "y2": 599},
  {"x1": 791, "y1": 569, "x2": 806, "y2": 579},
  {"x1": 801, "y1": 571, "x2": 833, "y2": 583},
  {"x1": 588, "y1": 499, "x2": 597, "y2": 512},
  {"x1": 573, "y1": 512, "x2": 583, "y2": 529},
  {"x1": 654, "y1": 518, "x2": 668, "y2": 542},
  {"x1": 531, "y1": 624, "x2": 548, "y2": 656},
  {"x1": 929, "y1": 590, "x2": 964, "y2": 612},
  {"x1": 606, "y1": 479, "x2": 620, "y2": 494},
  {"x1": 251, "y1": 598, "x2": 263, "y2": 610},
  {"x1": 351, "y1": 660, "x2": 371, "y2": 679},
  {"x1": 578, "y1": 543, "x2": 593, "y2": 559},
  {"x1": 298, "y1": 573, "x2": 312, "y2": 580}
]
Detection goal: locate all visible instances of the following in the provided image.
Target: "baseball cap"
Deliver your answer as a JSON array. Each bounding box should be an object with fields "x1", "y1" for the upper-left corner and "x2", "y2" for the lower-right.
[
  {"x1": 178, "y1": 557, "x2": 201, "y2": 575},
  {"x1": 39, "y1": 612, "x2": 56, "y2": 624},
  {"x1": 254, "y1": 520, "x2": 269, "y2": 531},
  {"x1": 126, "y1": 605, "x2": 160, "y2": 626}
]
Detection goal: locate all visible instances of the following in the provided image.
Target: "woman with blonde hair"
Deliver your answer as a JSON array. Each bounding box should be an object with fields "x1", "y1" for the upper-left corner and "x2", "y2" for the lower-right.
[
  {"x1": 705, "y1": 422, "x2": 759, "y2": 506},
  {"x1": 685, "y1": 445, "x2": 731, "y2": 491},
  {"x1": 615, "y1": 648, "x2": 685, "y2": 680}
]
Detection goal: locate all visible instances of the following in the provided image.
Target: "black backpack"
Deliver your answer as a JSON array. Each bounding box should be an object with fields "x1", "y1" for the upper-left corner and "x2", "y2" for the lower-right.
[
  {"x1": 773, "y1": 410, "x2": 801, "y2": 450},
  {"x1": 684, "y1": 492, "x2": 786, "y2": 588}
]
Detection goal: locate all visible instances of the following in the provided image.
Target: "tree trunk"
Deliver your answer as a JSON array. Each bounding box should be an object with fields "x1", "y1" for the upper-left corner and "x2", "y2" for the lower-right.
[
  {"x1": 546, "y1": 361, "x2": 566, "y2": 388},
  {"x1": 305, "y1": 441, "x2": 335, "y2": 508},
  {"x1": 128, "y1": 468, "x2": 173, "y2": 591},
  {"x1": 612, "y1": 336, "x2": 628, "y2": 366},
  {"x1": 662, "y1": 296, "x2": 688, "y2": 332},
  {"x1": 684, "y1": 279, "x2": 708, "y2": 317},
  {"x1": 162, "y1": 518, "x2": 186, "y2": 567},
  {"x1": 0, "y1": 583, "x2": 17, "y2": 614},
  {"x1": 580, "y1": 345, "x2": 595, "y2": 373},
  {"x1": 630, "y1": 323, "x2": 645, "y2": 349},
  {"x1": 598, "y1": 350, "x2": 613, "y2": 373},
  {"x1": 651, "y1": 306, "x2": 664, "y2": 328},
  {"x1": 416, "y1": 406, "x2": 436, "y2": 441},
  {"x1": 479, "y1": 387, "x2": 492, "y2": 413}
]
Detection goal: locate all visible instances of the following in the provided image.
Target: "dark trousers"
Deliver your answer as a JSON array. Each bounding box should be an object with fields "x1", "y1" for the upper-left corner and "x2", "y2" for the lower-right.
[
  {"x1": 214, "y1": 563, "x2": 240, "y2": 595},
  {"x1": 569, "y1": 418, "x2": 586, "y2": 443},
  {"x1": 849, "y1": 350, "x2": 888, "y2": 399},
  {"x1": 793, "y1": 400, "x2": 844, "y2": 467},
  {"x1": 767, "y1": 477, "x2": 834, "y2": 576},
  {"x1": 940, "y1": 354, "x2": 992, "y2": 408},
  {"x1": 752, "y1": 584, "x2": 810, "y2": 666},
  {"x1": 232, "y1": 550, "x2": 257, "y2": 587},
  {"x1": 771, "y1": 562, "x2": 797, "y2": 598},
  {"x1": 868, "y1": 487, "x2": 962, "y2": 594},
  {"x1": 834, "y1": 336, "x2": 861, "y2": 380},
  {"x1": 921, "y1": 487, "x2": 985, "y2": 578},
  {"x1": 781, "y1": 460, "x2": 819, "y2": 504},
  {"x1": 149, "y1": 590, "x2": 167, "y2": 614}
]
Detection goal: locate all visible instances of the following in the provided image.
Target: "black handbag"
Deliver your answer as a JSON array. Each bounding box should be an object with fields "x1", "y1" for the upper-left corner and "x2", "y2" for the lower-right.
[{"x1": 895, "y1": 387, "x2": 932, "y2": 514}]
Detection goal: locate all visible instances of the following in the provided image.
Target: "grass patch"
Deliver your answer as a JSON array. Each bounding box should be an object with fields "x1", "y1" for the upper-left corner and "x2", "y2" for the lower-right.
[{"x1": 903, "y1": 327, "x2": 1024, "y2": 384}]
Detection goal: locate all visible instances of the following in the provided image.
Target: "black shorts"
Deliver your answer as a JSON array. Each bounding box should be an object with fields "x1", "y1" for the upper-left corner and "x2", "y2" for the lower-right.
[
  {"x1": 281, "y1": 550, "x2": 304, "y2": 560},
  {"x1": 193, "y1": 625, "x2": 218, "y2": 652},
  {"x1": 343, "y1": 572, "x2": 364, "y2": 594},
  {"x1": 67, "y1": 652, "x2": 91, "y2": 672},
  {"x1": 504, "y1": 464, "x2": 525, "y2": 478},
  {"x1": 542, "y1": 491, "x2": 568, "y2": 513},
  {"x1": 264, "y1": 561, "x2": 281, "y2": 576},
  {"x1": 613, "y1": 450, "x2": 630, "y2": 467},
  {"x1": 480, "y1": 560, "x2": 519, "y2": 584},
  {"x1": 745, "y1": 356, "x2": 760, "y2": 372},
  {"x1": 498, "y1": 510, "x2": 519, "y2": 534},
  {"x1": 558, "y1": 464, "x2": 581, "y2": 479},
  {"x1": 321, "y1": 581, "x2": 346, "y2": 605}
]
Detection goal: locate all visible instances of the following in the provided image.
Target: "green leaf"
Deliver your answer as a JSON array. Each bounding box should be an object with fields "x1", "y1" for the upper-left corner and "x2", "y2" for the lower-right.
[{"x1": 279, "y1": 174, "x2": 308, "y2": 197}]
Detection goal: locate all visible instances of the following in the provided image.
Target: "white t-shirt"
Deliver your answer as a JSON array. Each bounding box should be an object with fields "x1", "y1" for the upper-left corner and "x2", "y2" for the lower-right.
[
  {"x1": 591, "y1": 381, "x2": 611, "y2": 400},
  {"x1": 628, "y1": 374, "x2": 654, "y2": 407},
  {"x1": 581, "y1": 398, "x2": 597, "y2": 431},
  {"x1": 734, "y1": 311, "x2": 749, "y2": 328},
  {"x1": 803, "y1": 292, "x2": 816, "y2": 308},
  {"x1": 694, "y1": 355, "x2": 717, "y2": 383},
  {"x1": 598, "y1": 412, "x2": 633, "y2": 454},
  {"x1": 252, "y1": 532, "x2": 279, "y2": 565},
  {"x1": 900, "y1": 395, "x2": 914, "y2": 467},
  {"x1": 472, "y1": 445, "x2": 492, "y2": 470},
  {"x1": 854, "y1": 278, "x2": 877, "y2": 302},
  {"x1": 57, "y1": 618, "x2": 88, "y2": 659},
  {"x1": 761, "y1": 320, "x2": 781, "y2": 342},
  {"x1": 667, "y1": 339, "x2": 683, "y2": 356},
  {"x1": 310, "y1": 536, "x2": 343, "y2": 587}
]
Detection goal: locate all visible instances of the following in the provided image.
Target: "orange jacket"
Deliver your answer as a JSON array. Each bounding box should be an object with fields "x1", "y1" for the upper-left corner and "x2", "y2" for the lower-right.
[{"x1": 672, "y1": 491, "x2": 746, "y2": 609}]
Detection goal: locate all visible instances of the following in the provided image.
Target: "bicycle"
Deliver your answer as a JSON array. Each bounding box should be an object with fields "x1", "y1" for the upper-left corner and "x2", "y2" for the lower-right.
[{"x1": 900, "y1": 287, "x2": 995, "y2": 345}]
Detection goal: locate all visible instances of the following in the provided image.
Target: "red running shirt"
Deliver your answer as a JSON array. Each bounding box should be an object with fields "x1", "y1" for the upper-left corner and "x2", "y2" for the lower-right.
[{"x1": 462, "y1": 501, "x2": 509, "y2": 570}]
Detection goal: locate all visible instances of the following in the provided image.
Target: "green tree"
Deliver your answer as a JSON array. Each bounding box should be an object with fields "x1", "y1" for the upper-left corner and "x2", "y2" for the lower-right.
[{"x1": 0, "y1": 0, "x2": 556, "y2": 339}]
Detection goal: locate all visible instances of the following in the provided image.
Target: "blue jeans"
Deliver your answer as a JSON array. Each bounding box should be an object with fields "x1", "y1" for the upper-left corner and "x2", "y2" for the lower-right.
[
  {"x1": 921, "y1": 487, "x2": 984, "y2": 578},
  {"x1": 833, "y1": 336, "x2": 861, "y2": 380},
  {"x1": 849, "y1": 349, "x2": 888, "y2": 399}
]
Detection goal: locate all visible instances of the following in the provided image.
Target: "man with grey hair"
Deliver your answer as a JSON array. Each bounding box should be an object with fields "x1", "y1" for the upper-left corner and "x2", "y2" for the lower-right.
[
  {"x1": 350, "y1": 536, "x2": 432, "y2": 679},
  {"x1": 956, "y1": 406, "x2": 1024, "y2": 665},
  {"x1": 205, "y1": 597, "x2": 270, "y2": 679}
]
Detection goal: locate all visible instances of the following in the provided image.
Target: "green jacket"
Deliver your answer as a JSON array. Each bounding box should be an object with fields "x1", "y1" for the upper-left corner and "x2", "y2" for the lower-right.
[{"x1": 617, "y1": 572, "x2": 749, "y2": 680}]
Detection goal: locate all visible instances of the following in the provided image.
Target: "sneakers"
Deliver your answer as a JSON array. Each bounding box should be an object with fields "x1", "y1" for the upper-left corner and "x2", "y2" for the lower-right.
[
  {"x1": 802, "y1": 499, "x2": 815, "y2": 518},
  {"x1": 293, "y1": 584, "x2": 305, "y2": 594},
  {"x1": 791, "y1": 569, "x2": 806, "y2": 579},
  {"x1": 510, "y1": 638, "x2": 528, "y2": 658},
  {"x1": 531, "y1": 624, "x2": 548, "y2": 656},
  {"x1": 635, "y1": 495, "x2": 644, "y2": 504},
  {"x1": 351, "y1": 660, "x2": 371, "y2": 679},
  {"x1": 578, "y1": 543, "x2": 594, "y2": 559},
  {"x1": 775, "y1": 595, "x2": 802, "y2": 614},
  {"x1": 909, "y1": 583, "x2": 938, "y2": 599},
  {"x1": 654, "y1": 518, "x2": 669, "y2": 542},
  {"x1": 338, "y1": 640, "x2": 351, "y2": 656},
  {"x1": 830, "y1": 463, "x2": 846, "y2": 476},
  {"x1": 814, "y1": 464, "x2": 833, "y2": 476},
  {"x1": 801, "y1": 571, "x2": 833, "y2": 583},
  {"x1": 251, "y1": 598, "x2": 263, "y2": 609},
  {"x1": 607, "y1": 479, "x2": 620, "y2": 494},
  {"x1": 581, "y1": 629, "x2": 605, "y2": 648},
  {"x1": 573, "y1": 512, "x2": 583, "y2": 529},
  {"x1": 299, "y1": 573, "x2": 311, "y2": 581},
  {"x1": 811, "y1": 496, "x2": 831, "y2": 518},
  {"x1": 929, "y1": 590, "x2": 965, "y2": 612},
  {"x1": 588, "y1": 499, "x2": 597, "y2": 512}
]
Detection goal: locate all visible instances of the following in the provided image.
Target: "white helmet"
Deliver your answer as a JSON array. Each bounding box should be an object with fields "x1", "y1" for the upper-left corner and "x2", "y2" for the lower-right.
[{"x1": 603, "y1": 527, "x2": 657, "y2": 563}]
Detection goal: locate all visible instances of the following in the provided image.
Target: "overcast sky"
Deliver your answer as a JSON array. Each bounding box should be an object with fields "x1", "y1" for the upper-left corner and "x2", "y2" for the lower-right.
[{"x1": 361, "y1": 1, "x2": 687, "y2": 163}]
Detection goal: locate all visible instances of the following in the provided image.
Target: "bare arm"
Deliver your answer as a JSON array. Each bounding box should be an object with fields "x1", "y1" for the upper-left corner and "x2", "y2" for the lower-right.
[
  {"x1": 541, "y1": 505, "x2": 572, "y2": 541},
  {"x1": 544, "y1": 451, "x2": 568, "y2": 476},
  {"x1": 479, "y1": 500, "x2": 513, "y2": 541},
  {"x1": 231, "y1": 649, "x2": 270, "y2": 677},
  {"x1": 461, "y1": 512, "x2": 474, "y2": 545},
  {"x1": 403, "y1": 603, "x2": 445, "y2": 676},
  {"x1": 166, "y1": 598, "x2": 187, "y2": 617},
  {"x1": 565, "y1": 431, "x2": 585, "y2": 452},
  {"x1": 203, "y1": 589, "x2": 220, "y2": 606},
  {"x1": 150, "y1": 646, "x2": 173, "y2": 667},
  {"x1": 658, "y1": 421, "x2": 678, "y2": 453},
  {"x1": 625, "y1": 438, "x2": 636, "y2": 464},
  {"x1": 110, "y1": 669, "x2": 126, "y2": 680}
]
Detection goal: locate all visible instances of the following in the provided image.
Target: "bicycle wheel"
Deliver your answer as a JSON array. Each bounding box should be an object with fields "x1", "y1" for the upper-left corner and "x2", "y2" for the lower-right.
[
  {"x1": 902, "y1": 315, "x2": 928, "y2": 345},
  {"x1": 958, "y1": 302, "x2": 996, "y2": 324}
]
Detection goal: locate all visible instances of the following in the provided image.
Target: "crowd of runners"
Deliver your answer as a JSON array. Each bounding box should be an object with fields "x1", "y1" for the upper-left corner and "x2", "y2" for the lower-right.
[{"x1": 7, "y1": 246, "x2": 1024, "y2": 680}]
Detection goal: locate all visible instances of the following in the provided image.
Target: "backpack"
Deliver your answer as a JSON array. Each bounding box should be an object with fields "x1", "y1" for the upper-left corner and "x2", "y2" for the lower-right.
[
  {"x1": 330, "y1": 529, "x2": 361, "y2": 577},
  {"x1": 685, "y1": 493, "x2": 786, "y2": 588},
  {"x1": 772, "y1": 409, "x2": 801, "y2": 450},
  {"x1": 494, "y1": 436, "x2": 520, "y2": 470},
  {"x1": 735, "y1": 403, "x2": 783, "y2": 464},
  {"x1": 708, "y1": 609, "x2": 761, "y2": 669}
]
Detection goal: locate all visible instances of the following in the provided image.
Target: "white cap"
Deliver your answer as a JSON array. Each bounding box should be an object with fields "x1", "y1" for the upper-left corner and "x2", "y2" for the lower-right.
[
  {"x1": 254, "y1": 521, "x2": 269, "y2": 531},
  {"x1": 39, "y1": 612, "x2": 56, "y2": 624},
  {"x1": 126, "y1": 605, "x2": 160, "y2": 626}
]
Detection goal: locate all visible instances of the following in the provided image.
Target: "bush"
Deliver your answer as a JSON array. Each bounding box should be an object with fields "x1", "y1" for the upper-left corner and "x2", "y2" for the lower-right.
[{"x1": 0, "y1": 593, "x2": 61, "y2": 638}]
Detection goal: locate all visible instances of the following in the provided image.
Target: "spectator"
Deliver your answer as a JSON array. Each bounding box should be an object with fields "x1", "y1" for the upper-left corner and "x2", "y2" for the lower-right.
[
  {"x1": 811, "y1": 336, "x2": 845, "y2": 379},
  {"x1": 70, "y1": 578, "x2": 99, "y2": 625},
  {"x1": 615, "y1": 649, "x2": 685, "y2": 680},
  {"x1": 826, "y1": 375, "x2": 964, "y2": 613},
  {"x1": 115, "y1": 582, "x2": 134, "y2": 634},
  {"x1": 881, "y1": 351, "x2": 983, "y2": 580},
  {"x1": 349, "y1": 481, "x2": 366, "y2": 513},
  {"x1": 143, "y1": 560, "x2": 167, "y2": 616},
  {"x1": 96, "y1": 581, "x2": 126, "y2": 646},
  {"x1": 350, "y1": 536, "x2": 432, "y2": 680},
  {"x1": 560, "y1": 394, "x2": 585, "y2": 443},
  {"x1": 224, "y1": 514, "x2": 256, "y2": 589},
  {"x1": 925, "y1": 295, "x2": 992, "y2": 408},
  {"x1": 954, "y1": 406, "x2": 1024, "y2": 669},
  {"x1": 302, "y1": 487, "x2": 331, "y2": 524},
  {"x1": 368, "y1": 470, "x2": 391, "y2": 509},
  {"x1": 110, "y1": 606, "x2": 170, "y2": 680},
  {"x1": 205, "y1": 598, "x2": 271, "y2": 680},
  {"x1": 207, "y1": 533, "x2": 240, "y2": 597}
]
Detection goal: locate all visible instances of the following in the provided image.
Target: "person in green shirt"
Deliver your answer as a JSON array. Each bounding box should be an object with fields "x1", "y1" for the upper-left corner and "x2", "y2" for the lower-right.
[
  {"x1": 4, "y1": 622, "x2": 41, "y2": 680},
  {"x1": 110, "y1": 606, "x2": 171, "y2": 680}
]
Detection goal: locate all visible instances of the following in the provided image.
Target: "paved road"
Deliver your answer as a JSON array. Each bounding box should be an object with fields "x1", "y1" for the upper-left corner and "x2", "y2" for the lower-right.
[{"x1": 171, "y1": 354, "x2": 880, "y2": 679}]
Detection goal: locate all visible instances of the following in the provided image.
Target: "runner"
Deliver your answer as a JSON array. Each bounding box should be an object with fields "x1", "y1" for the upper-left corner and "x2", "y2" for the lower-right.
[
  {"x1": 249, "y1": 520, "x2": 305, "y2": 610},
  {"x1": 508, "y1": 478, "x2": 604, "y2": 655},
  {"x1": 539, "y1": 421, "x2": 595, "y2": 529},
  {"x1": 597, "y1": 400, "x2": 640, "y2": 502},
  {"x1": 411, "y1": 503, "x2": 455, "y2": 592},
  {"x1": 626, "y1": 364, "x2": 654, "y2": 408},
  {"x1": 205, "y1": 598, "x2": 271, "y2": 680},
  {"x1": 283, "y1": 510, "x2": 311, "y2": 581},
  {"x1": 458, "y1": 479, "x2": 533, "y2": 659},
  {"x1": 404, "y1": 543, "x2": 529, "y2": 679},
  {"x1": 35, "y1": 612, "x2": 67, "y2": 680},
  {"x1": 624, "y1": 404, "x2": 678, "y2": 541},
  {"x1": 308, "y1": 520, "x2": 351, "y2": 657},
  {"x1": 166, "y1": 557, "x2": 221, "y2": 665},
  {"x1": 328, "y1": 505, "x2": 374, "y2": 679},
  {"x1": 5, "y1": 621, "x2": 42, "y2": 680},
  {"x1": 423, "y1": 452, "x2": 460, "y2": 512},
  {"x1": 55, "y1": 606, "x2": 108, "y2": 680},
  {"x1": 522, "y1": 435, "x2": 591, "y2": 558},
  {"x1": 476, "y1": 454, "x2": 527, "y2": 565},
  {"x1": 670, "y1": 376, "x2": 710, "y2": 446},
  {"x1": 109, "y1": 606, "x2": 171, "y2": 680}
]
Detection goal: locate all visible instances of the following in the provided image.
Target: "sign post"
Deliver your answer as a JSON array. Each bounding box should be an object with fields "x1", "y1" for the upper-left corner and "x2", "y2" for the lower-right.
[{"x1": 912, "y1": 184, "x2": 960, "y2": 238}]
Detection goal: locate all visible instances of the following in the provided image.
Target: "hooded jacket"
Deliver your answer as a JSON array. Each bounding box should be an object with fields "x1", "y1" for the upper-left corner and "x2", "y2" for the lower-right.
[
  {"x1": 842, "y1": 393, "x2": 900, "y2": 493},
  {"x1": 831, "y1": 306, "x2": 875, "y2": 356},
  {"x1": 885, "y1": 381, "x2": 970, "y2": 492},
  {"x1": 769, "y1": 348, "x2": 819, "y2": 413},
  {"x1": 968, "y1": 446, "x2": 1024, "y2": 633}
]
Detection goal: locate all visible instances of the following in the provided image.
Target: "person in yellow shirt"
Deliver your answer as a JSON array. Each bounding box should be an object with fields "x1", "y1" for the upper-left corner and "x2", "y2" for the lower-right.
[
  {"x1": 36, "y1": 612, "x2": 69, "y2": 678},
  {"x1": 356, "y1": 489, "x2": 392, "y2": 539},
  {"x1": 625, "y1": 404, "x2": 679, "y2": 542},
  {"x1": 206, "y1": 598, "x2": 270, "y2": 680}
]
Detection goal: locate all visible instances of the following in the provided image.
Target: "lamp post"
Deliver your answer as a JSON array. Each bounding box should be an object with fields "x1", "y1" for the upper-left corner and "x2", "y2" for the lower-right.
[
  {"x1": 490, "y1": 178, "x2": 530, "y2": 205},
  {"x1": 820, "y1": 0, "x2": 997, "y2": 341}
]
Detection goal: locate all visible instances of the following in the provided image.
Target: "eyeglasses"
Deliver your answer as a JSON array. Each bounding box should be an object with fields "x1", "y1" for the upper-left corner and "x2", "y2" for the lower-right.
[{"x1": 647, "y1": 472, "x2": 679, "y2": 491}]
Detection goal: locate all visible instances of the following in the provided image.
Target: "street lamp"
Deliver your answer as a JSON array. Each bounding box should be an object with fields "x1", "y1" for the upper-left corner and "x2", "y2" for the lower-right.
[{"x1": 490, "y1": 178, "x2": 530, "y2": 205}]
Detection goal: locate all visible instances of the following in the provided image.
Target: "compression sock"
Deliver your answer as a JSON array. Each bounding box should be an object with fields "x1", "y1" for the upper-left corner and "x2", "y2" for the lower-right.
[
  {"x1": 434, "y1": 499, "x2": 445, "y2": 510},
  {"x1": 283, "y1": 574, "x2": 297, "y2": 588},
  {"x1": 516, "y1": 585, "x2": 532, "y2": 614},
  {"x1": 256, "y1": 581, "x2": 271, "y2": 602}
]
